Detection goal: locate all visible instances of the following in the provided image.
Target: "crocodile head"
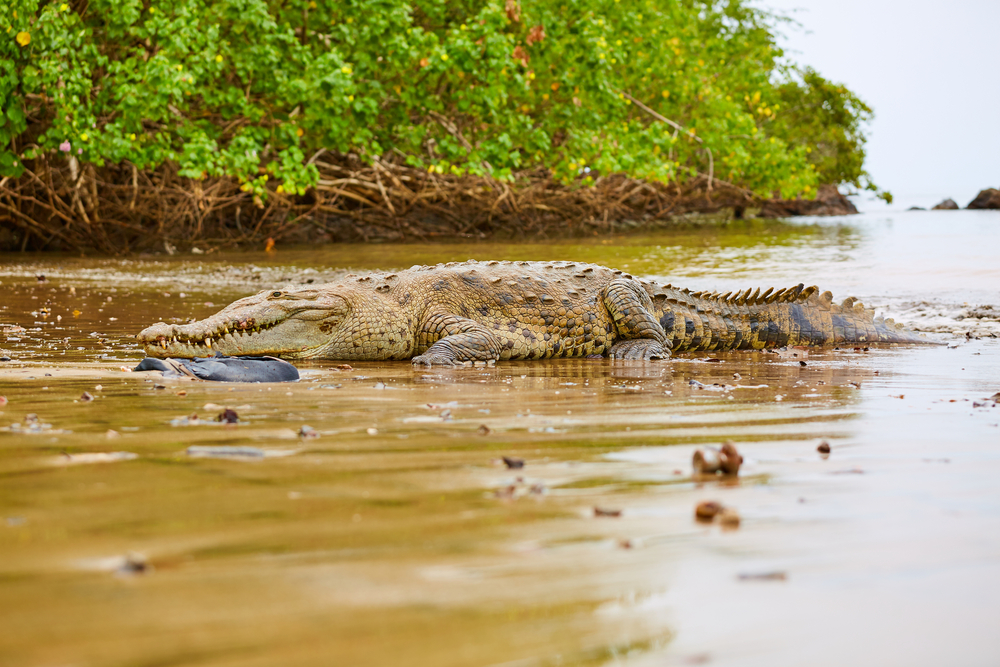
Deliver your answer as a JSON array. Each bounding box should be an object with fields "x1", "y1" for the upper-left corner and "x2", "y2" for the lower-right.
[{"x1": 137, "y1": 288, "x2": 352, "y2": 360}]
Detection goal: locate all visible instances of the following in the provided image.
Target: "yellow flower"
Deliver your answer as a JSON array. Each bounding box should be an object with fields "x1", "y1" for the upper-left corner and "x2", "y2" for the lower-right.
[
  {"x1": 175, "y1": 64, "x2": 183, "y2": 71},
  {"x1": 149, "y1": 6, "x2": 155, "y2": 12},
  {"x1": 276, "y1": 184, "x2": 285, "y2": 194},
  {"x1": 542, "y1": 93, "x2": 549, "y2": 100},
  {"x1": 616, "y1": 40, "x2": 622, "y2": 46},
  {"x1": 568, "y1": 162, "x2": 577, "y2": 170},
  {"x1": 80, "y1": 132, "x2": 89, "y2": 141},
  {"x1": 129, "y1": 133, "x2": 136, "y2": 140},
  {"x1": 460, "y1": 24, "x2": 467, "y2": 30},
  {"x1": 215, "y1": 54, "x2": 223, "y2": 62},
  {"x1": 15, "y1": 31, "x2": 30, "y2": 46},
  {"x1": 60, "y1": 3, "x2": 69, "y2": 10},
  {"x1": 295, "y1": 127, "x2": 304, "y2": 137},
  {"x1": 661, "y1": 90, "x2": 669, "y2": 98},
  {"x1": 598, "y1": 53, "x2": 605, "y2": 60},
  {"x1": 341, "y1": 65, "x2": 352, "y2": 74},
  {"x1": 240, "y1": 183, "x2": 252, "y2": 192},
  {"x1": 308, "y1": 1, "x2": 316, "y2": 7},
  {"x1": 347, "y1": 95, "x2": 354, "y2": 102},
  {"x1": 440, "y1": 53, "x2": 448, "y2": 61}
]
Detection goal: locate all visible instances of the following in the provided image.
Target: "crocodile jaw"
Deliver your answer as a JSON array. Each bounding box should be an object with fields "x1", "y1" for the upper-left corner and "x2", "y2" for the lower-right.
[{"x1": 137, "y1": 290, "x2": 349, "y2": 360}]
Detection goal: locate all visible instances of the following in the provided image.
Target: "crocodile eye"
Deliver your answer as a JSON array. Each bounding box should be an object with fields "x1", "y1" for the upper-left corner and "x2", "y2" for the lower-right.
[{"x1": 271, "y1": 291, "x2": 282, "y2": 298}]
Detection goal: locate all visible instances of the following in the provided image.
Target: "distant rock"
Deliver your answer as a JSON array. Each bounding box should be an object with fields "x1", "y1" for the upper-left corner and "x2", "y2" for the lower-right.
[
  {"x1": 967, "y1": 188, "x2": 1000, "y2": 209},
  {"x1": 908, "y1": 206, "x2": 926, "y2": 211},
  {"x1": 931, "y1": 198, "x2": 959, "y2": 210},
  {"x1": 758, "y1": 184, "x2": 859, "y2": 217}
]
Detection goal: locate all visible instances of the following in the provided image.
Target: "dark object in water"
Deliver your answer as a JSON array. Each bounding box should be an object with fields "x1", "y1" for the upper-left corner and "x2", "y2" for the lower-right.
[
  {"x1": 217, "y1": 408, "x2": 239, "y2": 424},
  {"x1": 134, "y1": 355, "x2": 299, "y2": 382},
  {"x1": 931, "y1": 198, "x2": 959, "y2": 210},
  {"x1": 594, "y1": 507, "x2": 622, "y2": 518},
  {"x1": 502, "y1": 456, "x2": 525, "y2": 469},
  {"x1": 501, "y1": 456, "x2": 524, "y2": 468},
  {"x1": 818, "y1": 441, "x2": 831, "y2": 454}
]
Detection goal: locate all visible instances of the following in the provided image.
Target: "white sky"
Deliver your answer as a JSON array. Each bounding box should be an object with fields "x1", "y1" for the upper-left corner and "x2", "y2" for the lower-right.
[{"x1": 759, "y1": 0, "x2": 1000, "y2": 209}]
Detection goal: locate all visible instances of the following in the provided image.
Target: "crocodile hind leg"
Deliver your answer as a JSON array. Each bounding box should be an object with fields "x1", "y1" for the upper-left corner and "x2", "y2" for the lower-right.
[
  {"x1": 412, "y1": 312, "x2": 504, "y2": 366},
  {"x1": 602, "y1": 279, "x2": 671, "y2": 360}
]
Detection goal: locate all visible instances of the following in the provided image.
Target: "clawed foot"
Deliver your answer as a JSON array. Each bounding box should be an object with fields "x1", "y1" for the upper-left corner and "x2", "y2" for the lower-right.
[
  {"x1": 411, "y1": 352, "x2": 459, "y2": 367},
  {"x1": 608, "y1": 339, "x2": 671, "y2": 361}
]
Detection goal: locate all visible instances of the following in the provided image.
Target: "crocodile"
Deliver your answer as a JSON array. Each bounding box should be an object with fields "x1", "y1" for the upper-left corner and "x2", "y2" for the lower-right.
[{"x1": 137, "y1": 260, "x2": 930, "y2": 365}]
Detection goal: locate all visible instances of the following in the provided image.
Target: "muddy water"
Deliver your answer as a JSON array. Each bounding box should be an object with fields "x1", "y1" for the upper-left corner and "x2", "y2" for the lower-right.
[{"x1": 1, "y1": 210, "x2": 998, "y2": 666}]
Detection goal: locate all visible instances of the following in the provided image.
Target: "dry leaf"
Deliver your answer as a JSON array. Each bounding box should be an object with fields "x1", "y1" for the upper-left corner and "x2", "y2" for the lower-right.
[{"x1": 526, "y1": 24, "x2": 545, "y2": 46}]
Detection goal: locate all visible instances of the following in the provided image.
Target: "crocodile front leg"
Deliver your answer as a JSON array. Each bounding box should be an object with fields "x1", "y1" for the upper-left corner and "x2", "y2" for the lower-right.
[
  {"x1": 602, "y1": 279, "x2": 671, "y2": 360},
  {"x1": 412, "y1": 312, "x2": 503, "y2": 366}
]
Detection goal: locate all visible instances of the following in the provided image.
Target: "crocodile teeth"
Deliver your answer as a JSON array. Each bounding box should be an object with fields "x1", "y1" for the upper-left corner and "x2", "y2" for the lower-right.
[
  {"x1": 160, "y1": 340, "x2": 167, "y2": 349},
  {"x1": 206, "y1": 338, "x2": 212, "y2": 349}
]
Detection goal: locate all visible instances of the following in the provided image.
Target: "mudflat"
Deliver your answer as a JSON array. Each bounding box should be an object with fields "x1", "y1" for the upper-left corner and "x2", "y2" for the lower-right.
[{"x1": 1, "y1": 210, "x2": 998, "y2": 666}]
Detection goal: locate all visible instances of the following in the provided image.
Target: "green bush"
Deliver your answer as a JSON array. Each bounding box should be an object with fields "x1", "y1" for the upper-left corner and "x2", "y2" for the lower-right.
[{"x1": 1, "y1": 0, "x2": 880, "y2": 201}]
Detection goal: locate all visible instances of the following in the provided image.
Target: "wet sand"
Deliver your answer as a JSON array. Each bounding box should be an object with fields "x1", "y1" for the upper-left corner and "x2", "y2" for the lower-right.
[{"x1": 1, "y1": 210, "x2": 998, "y2": 666}]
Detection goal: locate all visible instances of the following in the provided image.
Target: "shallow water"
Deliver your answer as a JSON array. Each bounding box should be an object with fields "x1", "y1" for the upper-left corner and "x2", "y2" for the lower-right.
[{"x1": 1, "y1": 210, "x2": 998, "y2": 666}]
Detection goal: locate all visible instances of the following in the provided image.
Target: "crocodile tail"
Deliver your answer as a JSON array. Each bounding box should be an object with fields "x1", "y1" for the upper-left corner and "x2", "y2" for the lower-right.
[{"x1": 648, "y1": 283, "x2": 928, "y2": 351}]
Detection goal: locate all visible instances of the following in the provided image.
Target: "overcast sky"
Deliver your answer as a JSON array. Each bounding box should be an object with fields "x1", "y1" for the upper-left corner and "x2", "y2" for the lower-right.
[{"x1": 758, "y1": 0, "x2": 1000, "y2": 209}]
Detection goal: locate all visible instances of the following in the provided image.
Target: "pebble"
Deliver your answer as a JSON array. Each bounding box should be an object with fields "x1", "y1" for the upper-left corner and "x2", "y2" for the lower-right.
[
  {"x1": 217, "y1": 408, "x2": 239, "y2": 424},
  {"x1": 692, "y1": 441, "x2": 743, "y2": 476},
  {"x1": 80, "y1": 391, "x2": 94, "y2": 402},
  {"x1": 695, "y1": 501, "x2": 724, "y2": 522},
  {"x1": 718, "y1": 507, "x2": 741, "y2": 528},
  {"x1": 477, "y1": 424, "x2": 492, "y2": 435},
  {"x1": 818, "y1": 441, "x2": 831, "y2": 454}
]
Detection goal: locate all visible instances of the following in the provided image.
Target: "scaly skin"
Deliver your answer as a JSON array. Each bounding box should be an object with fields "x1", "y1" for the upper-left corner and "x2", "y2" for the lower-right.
[{"x1": 137, "y1": 260, "x2": 930, "y2": 365}]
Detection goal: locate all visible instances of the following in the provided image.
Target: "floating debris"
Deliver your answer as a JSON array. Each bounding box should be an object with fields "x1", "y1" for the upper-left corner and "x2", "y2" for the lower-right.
[
  {"x1": 337, "y1": 364, "x2": 354, "y2": 371},
  {"x1": 80, "y1": 391, "x2": 94, "y2": 402},
  {"x1": 817, "y1": 441, "x2": 831, "y2": 455},
  {"x1": 366, "y1": 427, "x2": 378, "y2": 435},
  {"x1": 738, "y1": 571, "x2": 786, "y2": 581},
  {"x1": 0, "y1": 396, "x2": 7, "y2": 406},
  {"x1": 692, "y1": 441, "x2": 743, "y2": 476},
  {"x1": 175, "y1": 390, "x2": 187, "y2": 397},
  {"x1": 106, "y1": 429, "x2": 121, "y2": 439},
  {"x1": 187, "y1": 445, "x2": 265, "y2": 459},
  {"x1": 477, "y1": 424, "x2": 492, "y2": 435},
  {"x1": 502, "y1": 456, "x2": 525, "y2": 469},
  {"x1": 298, "y1": 425, "x2": 319, "y2": 438},
  {"x1": 57, "y1": 451, "x2": 137, "y2": 465},
  {"x1": 217, "y1": 408, "x2": 239, "y2": 424},
  {"x1": 0, "y1": 356, "x2": 11, "y2": 362},
  {"x1": 116, "y1": 552, "x2": 151, "y2": 576},
  {"x1": 594, "y1": 507, "x2": 622, "y2": 518}
]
